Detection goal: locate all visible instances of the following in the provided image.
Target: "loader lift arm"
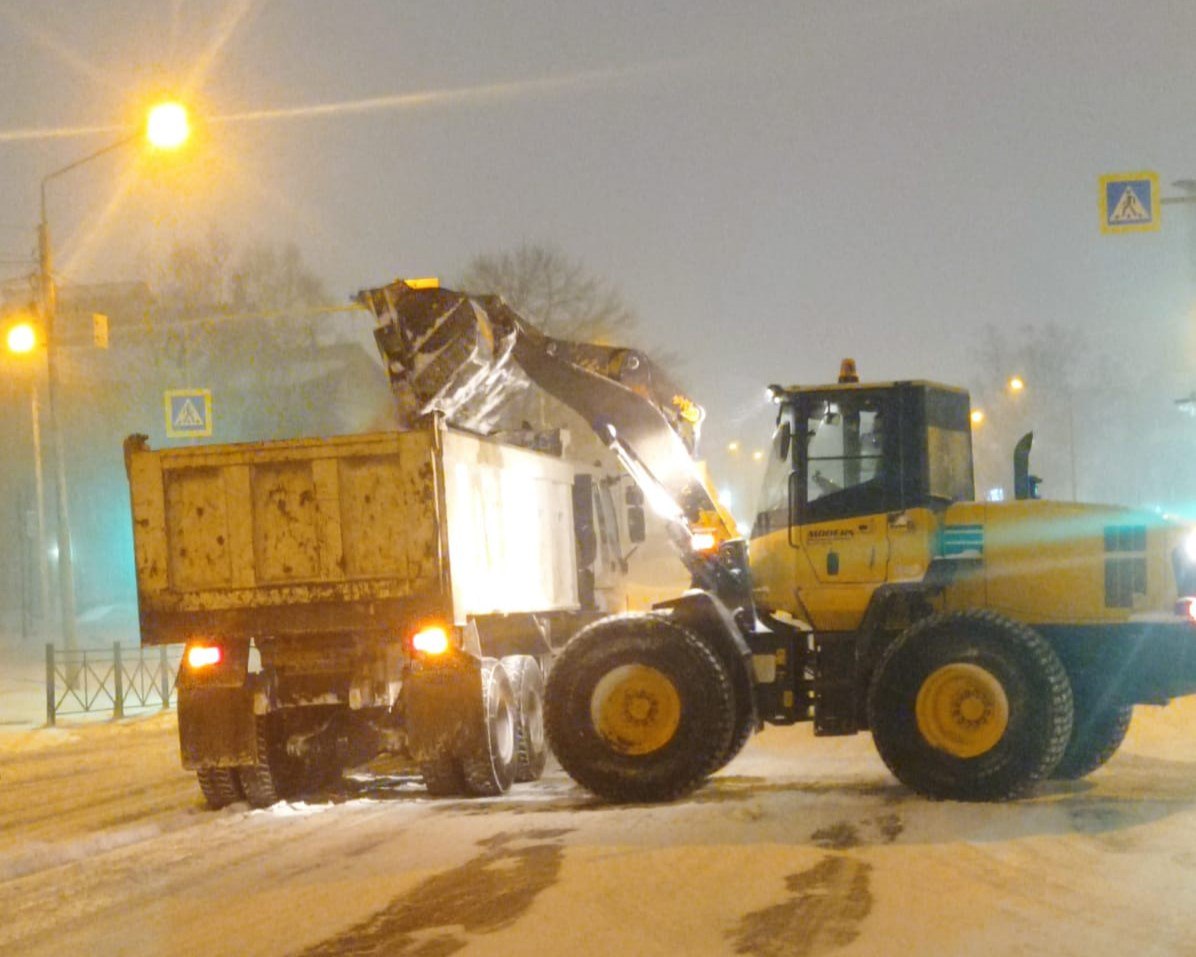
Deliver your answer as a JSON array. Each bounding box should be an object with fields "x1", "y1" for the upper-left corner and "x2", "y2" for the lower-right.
[{"x1": 357, "y1": 280, "x2": 751, "y2": 612}]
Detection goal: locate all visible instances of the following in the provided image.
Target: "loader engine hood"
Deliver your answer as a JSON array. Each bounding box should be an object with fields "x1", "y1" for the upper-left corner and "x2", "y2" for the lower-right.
[{"x1": 940, "y1": 500, "x2": 1196, "y2": 624}]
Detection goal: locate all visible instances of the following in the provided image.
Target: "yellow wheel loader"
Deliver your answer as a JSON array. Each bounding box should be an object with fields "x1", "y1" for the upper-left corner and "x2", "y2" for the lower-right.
[{"x1": 361, "y1": 280, "x2": 1196, "y2": 803}]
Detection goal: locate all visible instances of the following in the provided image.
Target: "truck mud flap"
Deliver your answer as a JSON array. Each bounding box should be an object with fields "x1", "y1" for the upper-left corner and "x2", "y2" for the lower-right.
[
  {"x1": 178, "y1": 686, "x2": 257, "y2": 769},
  {"x1": 402, "y1": 658, "x2": 487, "y2": 762}
]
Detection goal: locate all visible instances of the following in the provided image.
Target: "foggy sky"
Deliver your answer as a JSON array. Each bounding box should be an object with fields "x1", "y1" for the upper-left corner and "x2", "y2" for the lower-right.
[{"x1": 2, "y1": 0, "x2": 1195, "y2": 459}]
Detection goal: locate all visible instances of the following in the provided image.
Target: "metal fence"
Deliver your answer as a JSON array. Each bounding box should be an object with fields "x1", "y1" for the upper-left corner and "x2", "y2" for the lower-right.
[{"x1": 45, "y1": 643, "x2": 182, "y2": 725}]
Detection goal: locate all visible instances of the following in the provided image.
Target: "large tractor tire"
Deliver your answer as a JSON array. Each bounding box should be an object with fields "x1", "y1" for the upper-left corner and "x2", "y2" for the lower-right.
[
  {"x1": 505, "y1": 655, "x2": 550, "y2": 782},
  {"x1": 460, "y1": 659, "x2": 519, "y2": 796},
  {"x1": 545, "y1": 613, "x2": 735, "y2": 803},
  {"x1": 196, "y1": 767, "x2": 244, "y2": 809},
  {"x1": 1052, "y1": 686, "x2": 1133, "y2": 780},
  {"x1": 866, "y1": 610, "x2": 1073, "y2": 801}
]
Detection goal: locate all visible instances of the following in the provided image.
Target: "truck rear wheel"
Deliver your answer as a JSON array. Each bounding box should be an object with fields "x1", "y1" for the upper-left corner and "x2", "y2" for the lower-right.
[
  {"x1": 1052, "y1": 688, "x2": 1133, "y2": 780},
  {"x1": 196, "y1": 767, "x2": 244, "y2": 809},
  {"x1": 420, "y1": 753, "x2": 467, "y2": 796},
  {"x1": 545, "y1": 614, "x2": 734, "y2": 803},
  {"x1": 460, "y1": 659, "x2": 518, "y2": 796},
  {"x1": 867, "y1": 610, "x2": 1073, "y2": 801},
  {"x1": 505, "y1": 655, "x2": 549, "y2": 782},
  {"x1": 236, "y1": 712, "x2": 336, "y2": 808}
]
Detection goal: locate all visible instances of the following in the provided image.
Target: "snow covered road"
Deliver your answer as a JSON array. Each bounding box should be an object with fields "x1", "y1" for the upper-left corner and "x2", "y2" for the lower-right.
[{"x1": 4, "y1": 706, "x2": 1196, "y2": 956}]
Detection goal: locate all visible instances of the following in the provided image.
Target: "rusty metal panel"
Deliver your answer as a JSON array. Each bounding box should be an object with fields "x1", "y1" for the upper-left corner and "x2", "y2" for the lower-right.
[
  {"x1": 128, "y1": 449, "x2": 170, "y2": 594},
  {"x1": 164, "y1": 467, "x2": 235, "y2": 590},
  {"x1": 129, "y1": 429, "x2": 446, "y2": 643},
  {"x1": 251, "y1": 461, "x2": 321, "y2": 583},
  {"x1": 442, "y1": 429, "x2": 580, "y2": 621}
]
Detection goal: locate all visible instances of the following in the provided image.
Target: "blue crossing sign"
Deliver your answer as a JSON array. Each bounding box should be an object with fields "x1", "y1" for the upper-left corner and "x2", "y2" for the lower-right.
[
  {"x1": 1100, "y1": 171, "x2": 1160, "y2": 234},
  {"x1": 164, "y1": 389, "x2": 212, "y2": 438}
]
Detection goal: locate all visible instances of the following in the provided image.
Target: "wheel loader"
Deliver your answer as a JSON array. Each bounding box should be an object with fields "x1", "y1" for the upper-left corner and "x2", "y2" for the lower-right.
[{"x1": 360, "y1": 279, "x2": 1196, "y2": 803}]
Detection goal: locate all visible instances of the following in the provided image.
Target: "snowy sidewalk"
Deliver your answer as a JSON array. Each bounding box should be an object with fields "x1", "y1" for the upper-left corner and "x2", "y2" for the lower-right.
[{"x1": 0, "y1": 643, "x2": 49, "y2": 730}]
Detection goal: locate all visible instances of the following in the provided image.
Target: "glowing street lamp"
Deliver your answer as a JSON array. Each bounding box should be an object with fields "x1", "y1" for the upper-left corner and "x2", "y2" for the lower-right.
[
  {"x1": 38, "y1": 98, "x2": 192, "y2": 655},
  {"x1": 1008, "y1": 375, "x2": 1025, "y2": 394},
  {"x1": 970, "y1": 409, "x2": 986, "y2": 427},
  {"x1": 6, "y1": 319, "x2": 37, "y2": 354},
  {"x1": 146, "y1": 101, "x2": 191, "y2": 150}
]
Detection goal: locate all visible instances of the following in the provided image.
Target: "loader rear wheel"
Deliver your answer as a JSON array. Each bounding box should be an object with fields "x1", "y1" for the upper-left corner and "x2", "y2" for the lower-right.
[
  {"x1": 867, "y1": 610, "x2": 1073, "y2": 801},
  {"x1": 196, "y1": 767, "x2": 244, "y2": 809},
  {"x1": 506, "y1": 655, "x2": 549, "y2": 782},
  {"x1": 545, "y1": 614, "x2": 734, "y2": 803},
  {"x1": 460, "y1": 659, "x2": 518, "y2": 796},
  {"x1": 1052, "y1": 687, "x2": 1133, "y2": 780}
]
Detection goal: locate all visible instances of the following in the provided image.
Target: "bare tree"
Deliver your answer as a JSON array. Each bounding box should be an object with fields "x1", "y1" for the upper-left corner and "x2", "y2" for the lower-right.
[{"x1": 459, "y1": 244, "x2": 636, "y2": 342}]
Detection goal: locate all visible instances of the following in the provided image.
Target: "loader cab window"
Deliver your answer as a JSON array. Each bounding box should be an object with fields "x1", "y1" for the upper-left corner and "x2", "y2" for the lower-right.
[
  {"x1": 753, "y1": 402, "x2": 799, "y2": 538},
  {"x1": 799, "y1": 392, "x2": 898, "y2": 523}
]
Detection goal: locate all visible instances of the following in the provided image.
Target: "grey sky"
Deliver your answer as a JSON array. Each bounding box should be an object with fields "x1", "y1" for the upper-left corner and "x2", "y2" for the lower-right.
[{"x1": 2, "y1": 0, "x2": 1195, "y2": 458}]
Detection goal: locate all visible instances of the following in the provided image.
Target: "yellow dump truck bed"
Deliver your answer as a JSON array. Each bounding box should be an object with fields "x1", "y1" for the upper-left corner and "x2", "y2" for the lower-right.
[{"x1": 125, "y1": 423, "x2": 580, "y2": 645}]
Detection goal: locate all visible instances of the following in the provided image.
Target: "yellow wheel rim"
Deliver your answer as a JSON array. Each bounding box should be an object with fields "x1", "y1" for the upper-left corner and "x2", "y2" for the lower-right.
[
  {"x1": 590, "y1": 664, "x2": 682, "y2": 756},
  {"x1": 914, "y1": 663, "x2": 1010, "y2": 758}
]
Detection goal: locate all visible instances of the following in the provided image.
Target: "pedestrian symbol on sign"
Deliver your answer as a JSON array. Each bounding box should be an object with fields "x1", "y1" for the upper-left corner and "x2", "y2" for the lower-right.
[
  {"x1": 164, "y1": 389, "x2": 213, "y2": 438},
  {"x1": 1100, "y1": 171, "x2": 1160, "y2": 234}
]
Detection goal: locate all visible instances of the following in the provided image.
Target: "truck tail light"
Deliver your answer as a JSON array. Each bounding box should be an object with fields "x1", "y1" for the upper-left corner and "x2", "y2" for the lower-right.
[
  {"x1": 186, "y1": 644, "x2": 223, "y2": 670},
  {"x1": 411, "y1": 625, "x2": 451, "y2": 656}
]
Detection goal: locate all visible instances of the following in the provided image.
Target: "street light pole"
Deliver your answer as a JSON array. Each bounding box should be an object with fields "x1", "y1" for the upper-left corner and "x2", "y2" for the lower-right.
[{"x1": 35, "y1": 128, "x2": 162, "y2": 655}]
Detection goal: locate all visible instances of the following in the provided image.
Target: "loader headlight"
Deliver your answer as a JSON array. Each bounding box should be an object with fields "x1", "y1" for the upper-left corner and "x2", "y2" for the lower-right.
[{"x1": 1183, "y1": 530, "x2": 1196, "y2": 564}]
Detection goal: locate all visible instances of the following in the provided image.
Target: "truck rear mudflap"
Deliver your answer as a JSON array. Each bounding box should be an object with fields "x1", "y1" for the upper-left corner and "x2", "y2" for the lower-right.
[{"x1": 401, "y1": 654, "x2": 487, "y2": 761}]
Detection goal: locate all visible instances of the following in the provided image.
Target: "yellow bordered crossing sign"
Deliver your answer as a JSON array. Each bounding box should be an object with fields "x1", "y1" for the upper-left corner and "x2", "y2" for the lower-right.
[
  {"x1": 164, "y1": 389, "x2": 212, "y2": 438},
  {"x1": 1100, "y1": 171, "x2": 1160, "y2": 234}
]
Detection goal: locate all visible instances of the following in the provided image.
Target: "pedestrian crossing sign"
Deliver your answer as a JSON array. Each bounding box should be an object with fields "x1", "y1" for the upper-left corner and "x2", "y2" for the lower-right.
[
  {"x1": 164, "y1": 389, "x2": 212, "y2": 438},
  {"x1": 1100, "y1": 171, "x2": 1160, "y2": 234}
]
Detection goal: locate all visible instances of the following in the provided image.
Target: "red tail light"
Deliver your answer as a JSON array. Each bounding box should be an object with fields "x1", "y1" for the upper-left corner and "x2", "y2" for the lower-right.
[
  {"x1": 411, "y1": 625, "x2": 451, "y2": 656},
  {"x1": 186, "y1": 645, "x2": 223, "y2": 670}
]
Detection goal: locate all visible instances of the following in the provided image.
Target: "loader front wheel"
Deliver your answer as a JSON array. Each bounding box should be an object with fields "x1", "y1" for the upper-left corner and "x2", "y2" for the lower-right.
[
  {"x1": 867, "y1": 610, "x2": 1073, "y2": 801},
  {"x1": 545, "y1": 614, "x2": 734, "y2": 803}
]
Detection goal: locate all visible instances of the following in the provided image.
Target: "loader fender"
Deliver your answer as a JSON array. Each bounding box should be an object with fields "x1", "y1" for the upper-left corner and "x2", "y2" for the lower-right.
[{"x1": 652, "y1": 590, "x2": 758, "y2": 758}]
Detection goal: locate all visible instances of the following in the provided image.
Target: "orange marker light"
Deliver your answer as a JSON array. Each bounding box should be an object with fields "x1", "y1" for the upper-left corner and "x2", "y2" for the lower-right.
[
  {"x1": 412, "y1": 625, "x2": 451, "y2": 656},
  {"x1": 186, "y1": 645, "x2": 222, "y2": 669}
]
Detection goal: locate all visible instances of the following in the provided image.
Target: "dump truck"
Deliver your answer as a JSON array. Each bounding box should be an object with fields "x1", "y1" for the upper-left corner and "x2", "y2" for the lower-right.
[
  {"x1": 360, "y1": 279, "x2": 1196, "y2": 804},
  {"x1": 125, "y1": 421, "x2": 647, "y2": 808}
]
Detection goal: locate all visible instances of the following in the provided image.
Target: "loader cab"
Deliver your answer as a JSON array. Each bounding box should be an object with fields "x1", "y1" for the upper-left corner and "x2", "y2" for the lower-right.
[
  {"x1": 755, "y1": 380, "x2": 974, "y2": 533},
  {"x1": 751, "y1": 378, "x2": 975, "y2": 627}
]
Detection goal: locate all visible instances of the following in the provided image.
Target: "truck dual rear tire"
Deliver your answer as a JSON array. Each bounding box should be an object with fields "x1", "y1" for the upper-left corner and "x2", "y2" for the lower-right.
[
  {"x1": 867, "y1": 610, "x2": 1073, "y2": 801},
  {"x1": 505, "y1": 655, "x2": 549, "y2": 782},
  {"x1": 545, "y1": 613, "x2": 735, "y2": 803},
  {"x1": 196, "y1": 767, "x2": 244, "y2": 809},
  {"x1": 460, "y1": 658, "x2": 519, "y2": 796}
]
